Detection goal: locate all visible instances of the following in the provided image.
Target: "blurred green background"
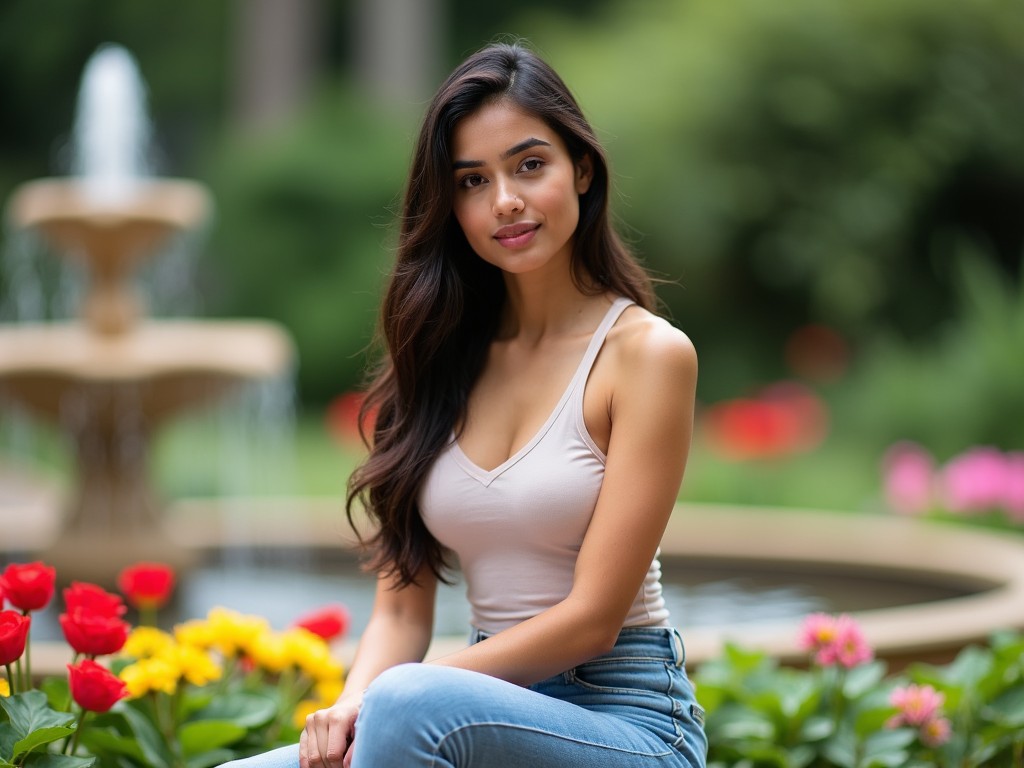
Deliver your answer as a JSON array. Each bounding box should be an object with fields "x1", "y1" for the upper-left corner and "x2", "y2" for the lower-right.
[{"x1": 1, "y1": 0, "x2": 1022, "y2": 513}]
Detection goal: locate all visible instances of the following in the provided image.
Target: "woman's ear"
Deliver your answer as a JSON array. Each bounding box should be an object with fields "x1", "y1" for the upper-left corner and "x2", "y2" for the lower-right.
[{"x1": 575, "y1": 153, "x2": 594, "y2": 195}]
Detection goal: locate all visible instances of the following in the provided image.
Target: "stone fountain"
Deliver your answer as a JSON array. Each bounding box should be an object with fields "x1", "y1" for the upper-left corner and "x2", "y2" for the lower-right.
[{"x1": 0, "y1": 45, "x2": 293, "y2": 583}]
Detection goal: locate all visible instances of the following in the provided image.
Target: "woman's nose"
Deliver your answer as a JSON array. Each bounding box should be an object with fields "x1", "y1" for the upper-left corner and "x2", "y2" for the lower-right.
[{"x1": 492, "y1": 181, "x2": 523, "y2": 216}]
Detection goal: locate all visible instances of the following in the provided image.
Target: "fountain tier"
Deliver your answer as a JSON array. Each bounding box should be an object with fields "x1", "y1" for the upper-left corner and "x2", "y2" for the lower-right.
[
  {"x1": 0, "y1": 320, "x2": 293, "y2": 582},
  {"x1": 8, "y1": 178, "x2": 209, "y2": 335}
]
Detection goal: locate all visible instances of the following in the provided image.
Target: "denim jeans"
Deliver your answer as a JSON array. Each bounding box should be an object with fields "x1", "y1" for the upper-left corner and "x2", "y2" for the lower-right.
[{"x1": 221, "y1": 626, "x2": 706, "y2": 767}]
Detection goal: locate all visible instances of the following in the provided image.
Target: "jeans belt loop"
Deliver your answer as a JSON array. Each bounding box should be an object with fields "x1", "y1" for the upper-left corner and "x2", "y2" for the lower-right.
[{"x1": 671, "y1": 628, "x2": 685, "y2": 668}]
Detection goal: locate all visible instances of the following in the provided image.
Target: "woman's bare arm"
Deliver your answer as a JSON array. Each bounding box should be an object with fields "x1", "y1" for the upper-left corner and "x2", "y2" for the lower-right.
[{"x1": 430, "y1": 312, "x2": 698, "y2": 685}]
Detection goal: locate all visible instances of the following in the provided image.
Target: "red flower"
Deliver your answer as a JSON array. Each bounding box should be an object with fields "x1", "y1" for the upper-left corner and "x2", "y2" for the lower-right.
[
  {"x1": 0, "y1": 610, "x2": 31, "y2": 666},
  {"x1": 60, "y1": 611, "x2": 131, "y2": 657},
  {"x1": 293, "y1": 604, "x2": 351, "y2": 641},
  {"x1": 0, "y1": 561, "x2": 56, "y2": 612},
  {"x1": 326, "y1": 392, "x2": 378, "y2": 446},
  {"x1": 703, "y1": 382, "x2": 827, "y2": 461},
  {"x1": 117, "y1": 562, "x2": 176, "y2": 610},
  {"x1": 60, "y1": 582, "x2": 130, "y2": 656},
  {"x1": 67, "y1": 659, "x2": 128, "y2": 712},
  {"x1": 63, "y1": 582, "x2": 128, "y2": 617}
]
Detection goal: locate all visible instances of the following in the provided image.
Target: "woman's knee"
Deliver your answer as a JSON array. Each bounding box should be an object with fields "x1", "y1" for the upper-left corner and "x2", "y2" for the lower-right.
[
  {"x1": 363, "y1": 663, "x2": 451, "y2": 715},
  {"x1": 361, "y1": 663, "x2": 497, "y2": 729}
]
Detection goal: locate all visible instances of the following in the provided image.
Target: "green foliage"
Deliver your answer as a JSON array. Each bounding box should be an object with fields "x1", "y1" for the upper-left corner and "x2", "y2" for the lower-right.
[
  {"x1": 834, "y1": 247, "x2": 1024, "y2": 456},
  {"x1": 696, "y1": 632, "x2": 1024, "y2": 767},
  {"x1": 531, "y1": 0, "x2": 1024, "y2": 399},
  {"x1": 0, "y1": 691, "x2": 83, "y2": 768},
  {"x1": 202, "y1": 87, "x2": 412, "y2": 403}
]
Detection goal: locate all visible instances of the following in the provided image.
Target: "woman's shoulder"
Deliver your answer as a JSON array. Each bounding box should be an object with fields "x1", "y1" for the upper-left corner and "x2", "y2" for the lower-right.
[{"x1": 607, "y1": 303, "x2": 697, "y2": 381}]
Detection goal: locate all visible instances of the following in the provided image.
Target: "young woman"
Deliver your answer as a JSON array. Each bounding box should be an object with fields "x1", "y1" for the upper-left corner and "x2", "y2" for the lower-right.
[{"x1": 227, "y1": 41, "x2": 705, "y2": 768}]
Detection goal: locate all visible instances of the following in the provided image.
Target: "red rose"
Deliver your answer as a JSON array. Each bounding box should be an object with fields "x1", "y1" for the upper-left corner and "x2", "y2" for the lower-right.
[
  {"x1": 117, "y1": 562, "x2": 175, "y2": 610},
  {"x1": 60, "y1": 609, "x2": 130, "y2": 657},
  {"x1": 0, "y1": 561, "x2": 56, "y2": 612},
  {"x1": 67, "y1": 659, "x2": 128, "y2": 712},
  {"x1": 0, "y1": 610, "x2": 31, "y2": 666},
  {"x1": 63, "y1": 582, "x2": 127, "y2": 617},
  {"x1": 293, "y1": 604, "x2": 351, "y2": 641}
]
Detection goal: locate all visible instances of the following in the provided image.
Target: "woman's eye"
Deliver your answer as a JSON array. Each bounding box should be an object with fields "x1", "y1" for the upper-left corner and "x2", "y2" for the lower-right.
[
  {"x1": 519, "y1": 158, "x2": 544, "y2": 173},
  {"x1": 459, "y1": 174, "x2": 485, "y2": 189}
]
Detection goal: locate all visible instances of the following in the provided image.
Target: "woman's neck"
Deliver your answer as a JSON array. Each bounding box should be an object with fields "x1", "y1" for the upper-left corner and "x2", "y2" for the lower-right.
[{"x1": 498, "y1": 268, "x2": 609, "y2": 344}]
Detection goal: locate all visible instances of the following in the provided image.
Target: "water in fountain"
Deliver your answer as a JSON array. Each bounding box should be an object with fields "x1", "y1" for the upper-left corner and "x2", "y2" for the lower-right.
[
  {"x1": 70, "y1": 44, "x2": 154, "y2": 203},
  {"x1": 1, "y1": 43, "x2": 199, "y2": 325}
]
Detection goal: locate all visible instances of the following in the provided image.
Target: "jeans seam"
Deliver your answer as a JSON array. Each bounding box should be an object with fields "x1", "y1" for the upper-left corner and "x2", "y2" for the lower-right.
[{"x1": 435, "y1": 722, "x2": 676, "y2": 760}]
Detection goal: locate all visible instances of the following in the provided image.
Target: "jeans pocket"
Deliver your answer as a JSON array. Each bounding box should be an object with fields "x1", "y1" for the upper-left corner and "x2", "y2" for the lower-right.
[{"x1": 570, "y1": 657, "x2": 673, "y2": 697}]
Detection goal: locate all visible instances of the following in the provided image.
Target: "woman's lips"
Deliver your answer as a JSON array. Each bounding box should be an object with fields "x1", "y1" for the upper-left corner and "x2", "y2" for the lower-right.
[{"x1": 493, "y1": 223, "x2": 540, "y2": 248}]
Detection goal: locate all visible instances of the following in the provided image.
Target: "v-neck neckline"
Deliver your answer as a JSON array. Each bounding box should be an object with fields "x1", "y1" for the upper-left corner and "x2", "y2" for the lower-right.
[{"x1": 450, "y1": 297, "x2": 632, "y2": 485}]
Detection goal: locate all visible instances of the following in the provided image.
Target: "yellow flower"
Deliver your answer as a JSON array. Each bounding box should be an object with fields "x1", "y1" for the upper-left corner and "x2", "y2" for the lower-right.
[
  {"x1": 313, "y1": 678, "x2": 345, "y2": 704},
  {"x1": 173, "y1": 644, "x2": 223, "y2": 687},
  {"x1": 292, "y1": 678, "x2": 346, "y2": 729},
  {"x1": 120, "y1": 657, "x2": 180, "y2": 697},
  {"x1": 206, "y1": 607, "x2": 270, "y2": 658},
  {"x1": 174, "y1": 618, "x2": 217, "y2": 651},
  {"x1": 248, "y1": 631, "x2": 291, "y2": 674},
  {"x1": 282, "y1": 628, "x2": 344, "y2": 682},
  {"x1": 0, "y1": 678, "x2": 9, "y2": 697},
  {"x1": 292, "y1": 699, "x2": 319, "y2": 730},
  {"x1": 123, "y1": 626, "x2": 176, "y2": 659}
]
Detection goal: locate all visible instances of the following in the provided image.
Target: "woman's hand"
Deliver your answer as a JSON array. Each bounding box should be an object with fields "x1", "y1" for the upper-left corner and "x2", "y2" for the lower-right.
[{"x1": 299, "y1": 693, "x2": 363, "y2": 768}]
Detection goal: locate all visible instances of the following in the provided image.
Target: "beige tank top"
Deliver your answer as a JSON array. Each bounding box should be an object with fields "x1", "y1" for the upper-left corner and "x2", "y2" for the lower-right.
[{"x1": 419, "y1": 297, "x2": 670, "y2": 634}]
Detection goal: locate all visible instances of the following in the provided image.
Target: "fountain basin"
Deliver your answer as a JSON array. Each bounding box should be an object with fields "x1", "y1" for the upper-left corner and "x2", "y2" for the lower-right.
[
  {"x1": 165, "y1": 499, "x2": 1024, "y2": 669},
  {"x1": 7, "y1": 499, "x2": 1024, "y2": 674}
]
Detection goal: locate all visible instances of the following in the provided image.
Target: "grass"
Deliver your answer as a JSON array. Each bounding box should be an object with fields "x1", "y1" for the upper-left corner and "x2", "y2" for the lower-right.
[{"x1": 152, "y1": 407, "x2": 884, "y2": 514}]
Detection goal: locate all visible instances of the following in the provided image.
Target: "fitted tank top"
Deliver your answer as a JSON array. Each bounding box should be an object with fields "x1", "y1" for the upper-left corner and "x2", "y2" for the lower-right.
[{"x1": 419, "y1": 296, "x2": 670, "y2": 634}]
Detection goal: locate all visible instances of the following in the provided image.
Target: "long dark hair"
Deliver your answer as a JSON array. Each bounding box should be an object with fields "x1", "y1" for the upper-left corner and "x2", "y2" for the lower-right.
[{"x1": 346, "y1": 41, "x2": 656, "y2": 587}]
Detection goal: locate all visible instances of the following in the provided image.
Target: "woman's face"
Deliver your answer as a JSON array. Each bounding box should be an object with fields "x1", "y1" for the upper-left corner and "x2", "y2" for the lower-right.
[{"x1": 450, "y1": 100, "x2": 592, "y2": 278}]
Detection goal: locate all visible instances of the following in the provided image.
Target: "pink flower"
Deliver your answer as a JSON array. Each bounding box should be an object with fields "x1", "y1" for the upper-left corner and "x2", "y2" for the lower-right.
[
  {"x1": 887, "y1": 684, "x2": 952, "y2": 747},
  {"x1": 920, "y1": 715, "x2": 952, "y2": 747},
  {"x1": 798, "y1": 613, "x2": 872, "y2": 668},
  {"x1": 798, "y1": 612, "x2": 838, "y2": 653},
  {"x1": 882, "y1": 442, "x2": 935, "y2": 515},
  {"x1": 889, "y1": 684, "x2": 945, "y2": 726},
  {"x1": 939, "y1": 446, "x2": 1010, "y2": 514},
  {"x1": 830, "y1": 615, "x2": 873, "y2": 668}
]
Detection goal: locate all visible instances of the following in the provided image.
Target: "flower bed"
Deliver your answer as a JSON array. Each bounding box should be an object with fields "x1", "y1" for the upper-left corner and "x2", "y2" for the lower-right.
[
  {"x1": 697, "y1": 614, "x2": 1024, "y2": 767},
  {"x1": 4, "y1": 559, "x2": 1022, "y2": 767},
  {"x1": 1, "y1": 560, "x2": 348, "y2": 768}
]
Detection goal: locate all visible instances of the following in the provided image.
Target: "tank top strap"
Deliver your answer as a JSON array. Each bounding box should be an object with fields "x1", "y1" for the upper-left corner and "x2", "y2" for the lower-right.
[{"x1": 569, "y1": 296, "x2": 634, "y2": 398}]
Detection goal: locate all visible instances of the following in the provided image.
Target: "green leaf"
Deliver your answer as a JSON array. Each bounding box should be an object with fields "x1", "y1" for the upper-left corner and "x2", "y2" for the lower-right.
[
  {"x1": 798, "y1": 714, "x2": 833, "y2": 742},
  {"x1": 79, "y1": 728, "x2": 148, "y2": 762},
  {"x1": 862, "y1": 727, "x2": 915, "y2": 758},
  {"x1": 21, "y1": 755, "x2": 96, "y2": 768},
  {"x1": 190, "y1": 692, "x2": 278, "y2": 729},
  {"x1": 945, "y1": 645, "x2": 993, "y2": 689},
  {"x1": 179, "y1": 721, "x2": 247, "y2": 756},
  {"x1": 39, "y1": 679, "x2": 71, "y2": 714},
  {"x1": 822, "y1": 728, "x2": 857, "y2": 768},
  {"x1": 0, "y1": 692, "x2": 75, "y2": 738},
  {"x1": 843, "y1": 662, "x2": 886, "y2": 699},
  {"x1": 986, "y1": 687, "x2": 1024, "y2": 728},
  {"x1": 117, "y1": 704, "x2": 172, "y2": 768},
  {"x1": 786, "y1": 744, "x2": 817, "y2": 768},
  {"x1": 186, "y1": 748, "x2": 237, "y2": 768},
  {"x1": 10, "y1": 726, "x2": 75, "y2": 763},
  {"x1": 0, "y1": 723, "x2": 17, "y2": 763}
]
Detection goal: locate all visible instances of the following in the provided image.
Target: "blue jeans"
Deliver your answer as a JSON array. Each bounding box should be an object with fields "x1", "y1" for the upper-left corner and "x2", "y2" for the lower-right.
[{"x1": 222, "y1": 626, "x2": 706, "y2": 767}]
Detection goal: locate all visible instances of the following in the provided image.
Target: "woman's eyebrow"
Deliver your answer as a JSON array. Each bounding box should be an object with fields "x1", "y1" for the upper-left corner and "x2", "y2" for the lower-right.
[{"x1": 452, "y1": 137, "x2": 552, "y2": 170}]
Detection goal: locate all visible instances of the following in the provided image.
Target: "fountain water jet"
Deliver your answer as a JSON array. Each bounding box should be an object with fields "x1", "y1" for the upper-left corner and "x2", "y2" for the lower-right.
[{"x1": 0, "y1": 44, "x2": 294, "y2": 582}]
